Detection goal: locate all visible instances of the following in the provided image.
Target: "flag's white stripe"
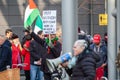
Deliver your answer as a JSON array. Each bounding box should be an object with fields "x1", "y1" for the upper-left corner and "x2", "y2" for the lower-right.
[
  {"x1": 24, "y1": 5, "x2": 34, "y2": 22},
  {"x1": 34, "y1": 25, "x2": 41, "y2": 34}
]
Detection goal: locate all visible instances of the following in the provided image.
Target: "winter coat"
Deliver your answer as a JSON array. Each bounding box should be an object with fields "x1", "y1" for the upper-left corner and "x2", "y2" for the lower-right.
[
  {"x1": 0, "y1": 44, "x2": 12, "y2": 71},
  {"x1": 21, "y1": 41, "x2": 30, "y2": 70},
  {"x1": 31, "y1": 32, "x2": 61, "y2": 59},
  {"x1": 3, "y1": 39, "x2": 12, "y2": 47},
  {"x1": 31, "y1": 32, "x2": 62, "y2": 73},
  {"x1": 11, "y1": 43, "x2": 22, "y2": 68},
  {"x1": 71, "y1": 48, "x2": 100, "y2": 80},
  {"x1": 90, "y1": 43, "x2": 107, "y2": 67},
  {"x1": 29, "y1": 39, "x2": 47, "y2": 66}
]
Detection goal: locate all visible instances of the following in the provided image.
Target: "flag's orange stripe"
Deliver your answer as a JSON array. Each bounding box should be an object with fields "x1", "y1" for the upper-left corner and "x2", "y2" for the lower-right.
[{"x1": 29, "y1": 0, "x2": 37, "y2": 9}]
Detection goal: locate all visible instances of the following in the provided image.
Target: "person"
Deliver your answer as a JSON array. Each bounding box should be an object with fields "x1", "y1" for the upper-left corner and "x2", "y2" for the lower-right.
[
  {"x1": 90, "y1": 34, "x2": 107, "y2": 80},
  {"x1": 5, "y1": 29, "x2": 13, "y2": 40},
  {"x1": 56, "y1": 28, "x2": 62, "y2": 44},
  {"x1": 4, "y1": 29, "x2": 13, "y2": 47},
  {"x1": 102, "y1": 32, "x2": 108, "y2": 46},
  {"x1": 45, "y1": 34, "x2": 61, "y2": 58},
  {"x1": 0, "y1": 35, "x2": 12, "y2": 71},
  {"x1": 29, "y1": 31, "x2": 45, "y2": 80},
  {"x1": 78, "y1": 30, "x2": 93, "y2": 48},
  {"x1": 21, "y1": 34, "x2": 32, "y2": 80},
  {"x1": 11, "y1": 33, "x2": 22, "y2": 68},
  {"x1": 30, "y1": 31, "x2": 62, "y2": 80},
  {"x1": 116, "y1": 45, "x2": 120, "y2": 69},
  {"x1": 3, "y1": 29, "x2": 13, "y2": 69},
  {"x1": 21, "y1": 29, "x2": 30, "y2": 48},
  {"x1": 102, "y1": 32, "x2": 108, "y2": 78},
  {"x1": 71, "y1": 40, "x2": 100, "y2": 80}
]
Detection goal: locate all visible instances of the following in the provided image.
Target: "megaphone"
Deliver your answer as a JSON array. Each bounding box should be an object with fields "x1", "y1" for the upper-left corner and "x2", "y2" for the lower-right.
[{"x1": 46, "y1": 52, "x2": 72, "y2": 73}]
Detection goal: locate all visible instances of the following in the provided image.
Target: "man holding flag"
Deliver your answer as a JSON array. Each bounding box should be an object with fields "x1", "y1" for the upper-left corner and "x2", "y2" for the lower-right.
[{"x1": 24, "y1": 0, "x2": 44, "y2": 80}]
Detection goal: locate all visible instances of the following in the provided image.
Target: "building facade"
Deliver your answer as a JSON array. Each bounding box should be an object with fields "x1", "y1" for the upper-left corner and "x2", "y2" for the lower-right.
[{"x1": 0, "y1": 0, "x2": 107, "y2": 40}]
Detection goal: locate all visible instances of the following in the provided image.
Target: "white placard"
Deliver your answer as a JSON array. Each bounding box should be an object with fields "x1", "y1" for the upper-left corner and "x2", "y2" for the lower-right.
[{"x1": 43, "y1": 10, "x2": 57, "y2": 34}]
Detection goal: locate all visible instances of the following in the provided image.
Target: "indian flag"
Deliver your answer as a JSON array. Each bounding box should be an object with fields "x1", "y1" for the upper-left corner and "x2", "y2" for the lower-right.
[{"x1": 24, "y1": 0, "x2": 42, "y2": 30}]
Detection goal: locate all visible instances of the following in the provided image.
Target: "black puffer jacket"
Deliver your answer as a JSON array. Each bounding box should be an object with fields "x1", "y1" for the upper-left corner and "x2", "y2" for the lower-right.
[{"x1": 71, "y1": 48, "x2": 100, "y2": 80}]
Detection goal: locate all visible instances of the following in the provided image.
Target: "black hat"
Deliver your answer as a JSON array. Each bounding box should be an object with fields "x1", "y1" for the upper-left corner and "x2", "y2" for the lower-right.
[
  {"x1": 11, "y1": 33, "x2": 18, "y2": 39},
  {"x1": 23, "y1": 29, "x2": 30, "y2": 33}
]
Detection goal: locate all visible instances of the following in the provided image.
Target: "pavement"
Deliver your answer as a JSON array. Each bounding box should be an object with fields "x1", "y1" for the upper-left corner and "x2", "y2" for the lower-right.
[
  {"x1": 20, "y1": 76, "x2": 25, "y2": 80},
  {"x1": 20, "y1": 70, "x2": 25, "y2": 80}
]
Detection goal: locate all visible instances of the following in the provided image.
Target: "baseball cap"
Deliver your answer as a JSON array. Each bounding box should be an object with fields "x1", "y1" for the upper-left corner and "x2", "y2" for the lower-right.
[{"x1": 93, "y1": 34, "x2": 101, "y2": 43}]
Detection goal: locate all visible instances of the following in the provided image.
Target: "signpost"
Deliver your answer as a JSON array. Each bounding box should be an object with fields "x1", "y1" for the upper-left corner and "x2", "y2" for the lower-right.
[
  {"x1": 43, "y1": 10, "x2": 57, "y2": 34},
  {"x1": 99, "y1": 14, "x2": 108, "y2": 26}
]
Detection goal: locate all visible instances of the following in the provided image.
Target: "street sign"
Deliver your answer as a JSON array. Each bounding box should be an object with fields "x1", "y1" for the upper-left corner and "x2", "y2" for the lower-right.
[
  {"x1": 43, "y1": 10, "x2": 57, "y2": 34},
  {"x1": 99, "y1": 14, "x2": 108, "y2": 26}
]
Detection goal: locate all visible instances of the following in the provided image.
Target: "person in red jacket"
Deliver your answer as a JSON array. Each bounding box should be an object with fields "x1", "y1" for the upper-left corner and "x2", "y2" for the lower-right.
[
  {"x1": 11, "y1": 33, "x2": 22, "y2": 68},
  {"x1": 21, "y1": 34, "x2": 32, "y2": 80},
  {"x1": 21, "y1": 40, "x2": 31, "y2": 80}
]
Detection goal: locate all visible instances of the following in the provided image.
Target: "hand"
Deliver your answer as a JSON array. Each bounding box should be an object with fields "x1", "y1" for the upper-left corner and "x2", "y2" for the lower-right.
[
  {"x1": 48, "y1": 41, "x2": 54, "y2": 48},
  {"x1": 61, "y1": 62, "x2": 68, "y2": 68},
  {"x1": 101, "y1": 63, "x2": 106, "y2": 67},
  {"x1": 27, "y1": 27, "x2": 32, "y2": 33},
  {"x1": 29, "y1": 28, "x2": 32, "y2": 33},
  {"x1": 36, "y1": 60, "x2": 41, "y2": 65},
  {"x1": 37, "y1": 58, "x2": 42, "y2": 65}
]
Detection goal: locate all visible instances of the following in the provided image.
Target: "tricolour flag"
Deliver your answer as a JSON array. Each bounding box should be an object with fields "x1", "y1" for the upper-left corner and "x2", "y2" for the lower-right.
[
  {"x1": 24, "y1": 0, "x2": 42, "y2": 30},
  {"x1": 34, "y1": 15, "x2": 43, "y2": 34}
]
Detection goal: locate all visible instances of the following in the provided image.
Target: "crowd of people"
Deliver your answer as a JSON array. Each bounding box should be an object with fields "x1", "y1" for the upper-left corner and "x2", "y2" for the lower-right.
[{"x1": 0, "y1": 28, "x2": 110, "y2": 80}]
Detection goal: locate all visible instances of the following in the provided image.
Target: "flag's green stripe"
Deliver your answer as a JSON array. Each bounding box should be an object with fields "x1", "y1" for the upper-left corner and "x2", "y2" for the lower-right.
[
  {"x1": 24, "y1": 9, "x2": 39, "y2": 29},
  {"x1": 36, "y1": 15, "x2": 43, "y2": 30}
]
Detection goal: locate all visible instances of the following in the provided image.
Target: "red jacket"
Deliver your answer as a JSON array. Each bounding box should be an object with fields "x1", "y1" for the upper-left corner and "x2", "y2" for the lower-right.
[
  {"x1": 21, "y1": 41, "x2": 30, "y2": 70},
  {"x1": 12, "y1": 43, "x2": 22, "y2": 68}
]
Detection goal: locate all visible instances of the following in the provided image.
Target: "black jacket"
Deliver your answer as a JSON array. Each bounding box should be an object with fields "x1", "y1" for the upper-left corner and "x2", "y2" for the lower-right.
[
  {"x1": 31, "y1": 32, "x2": 61, "y2": 59},
  {"x1": 29, "y1": 40, "x2": 47, "y2": 65},
  {"x1": 31, "y1": 32, "x2": 62, "y2": 73},
  {"x1": 71, "y1": 48, "x2": 100, "y2": 80},
  {"x1": 3, "y1": 39, "x2": 11, "y2": 47},
  {"x1": 0, "y1": 44, "x2": 12, "y2": 71}
]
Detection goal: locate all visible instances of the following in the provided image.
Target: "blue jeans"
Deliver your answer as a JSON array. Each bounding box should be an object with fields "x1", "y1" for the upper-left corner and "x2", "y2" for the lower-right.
[{"x1": 30, "y1": 65, "x2": 44, "y2": 80}]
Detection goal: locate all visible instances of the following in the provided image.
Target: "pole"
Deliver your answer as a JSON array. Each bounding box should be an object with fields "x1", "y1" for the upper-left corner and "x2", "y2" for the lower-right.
[
  {"x1": 105, "y1": 0, "x2": 107, "y2": 14},
  {"x1": 108, "y1": 0, "x2": 117, "y2": 80},
  {"x1": 62, "y1": 0, "x2": 78, "y2": 54},
  {"x1": 90, "y1": 0, "x2": 94, "y2": 36},
  {"x1": 117, "y1": 0, "x2": 120, "y2": 54},
  {"x1": 117, "y1": 0, "x2": 120, "y2": 79}
]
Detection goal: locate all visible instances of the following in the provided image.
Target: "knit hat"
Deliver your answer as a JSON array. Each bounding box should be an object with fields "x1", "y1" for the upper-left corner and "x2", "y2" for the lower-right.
[
  {"x1": 11, "y1": 33, "x2": 18, "y2": 40},
  {"x1": 93, "y1": 34, "x2": 101, "y2": 43},
  {"x1": 23, "y1": 29, "x2": 30, "y2": 33}
]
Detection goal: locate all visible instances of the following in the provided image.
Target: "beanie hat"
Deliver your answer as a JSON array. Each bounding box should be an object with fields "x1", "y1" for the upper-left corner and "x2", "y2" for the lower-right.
[
  {"x1": 23, "y1": 29, "x2": 30, "y2": 33},
  {"x1": 11, "y1": 33, "x2": 18, "y2": 40},
  {"x1": 93, "y1": 34, "x2": 101, "y2": 43}
]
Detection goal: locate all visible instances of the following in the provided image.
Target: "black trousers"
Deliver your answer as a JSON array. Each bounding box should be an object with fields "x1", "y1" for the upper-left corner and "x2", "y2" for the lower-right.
[
  {"x1": 24, "y1": 70, "x2": 30, "y2": 80},
  {"x1": 44, "y1": 73, "x2": 51, "y2": 80}
]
